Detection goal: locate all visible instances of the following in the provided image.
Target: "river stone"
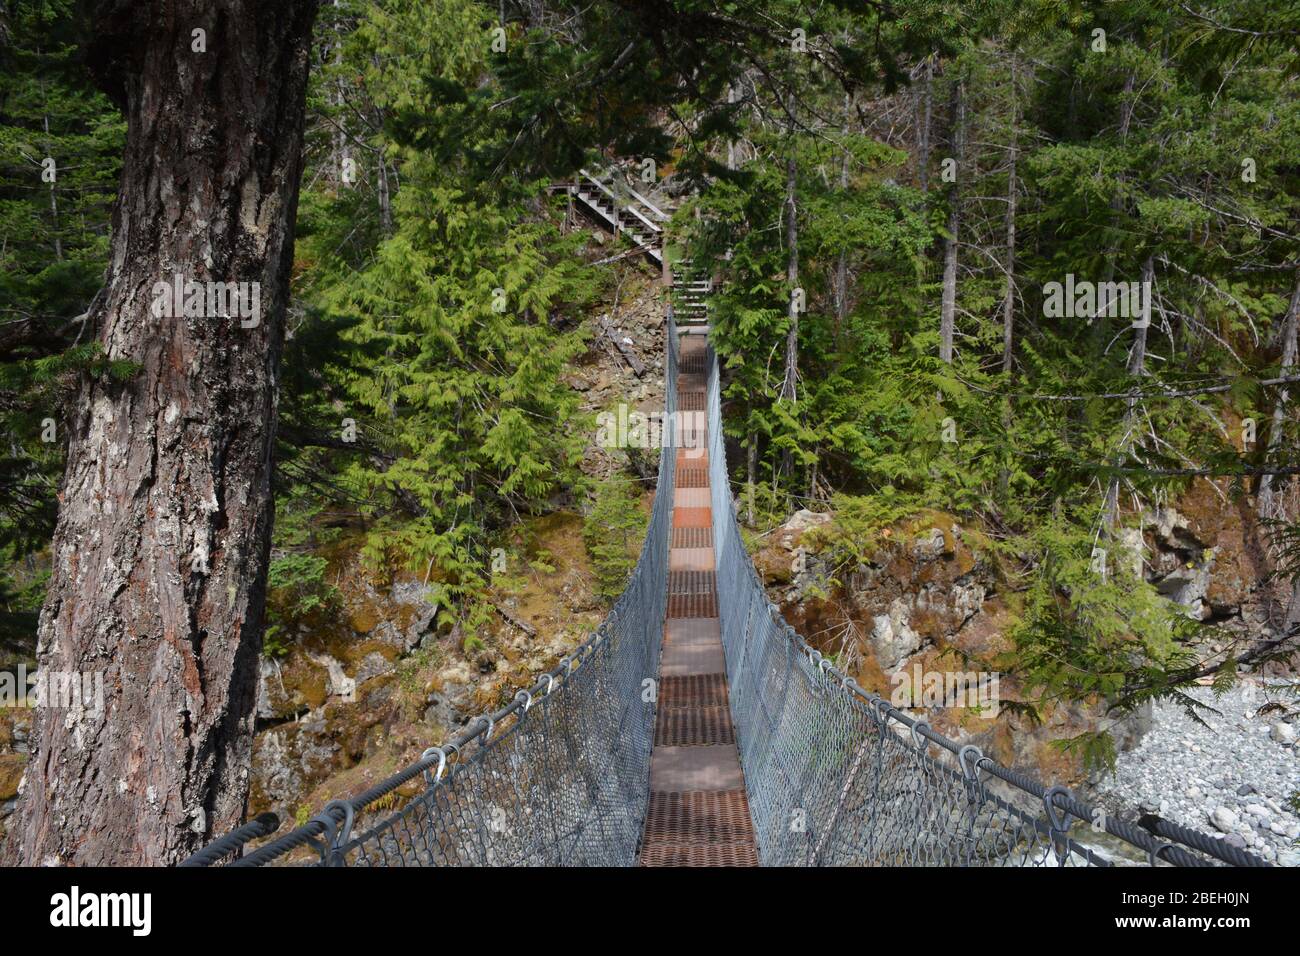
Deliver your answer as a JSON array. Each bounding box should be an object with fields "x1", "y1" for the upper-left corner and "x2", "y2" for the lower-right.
[{"x1": 1210, "y1": 806, "x2": 1237, "y2": 832}]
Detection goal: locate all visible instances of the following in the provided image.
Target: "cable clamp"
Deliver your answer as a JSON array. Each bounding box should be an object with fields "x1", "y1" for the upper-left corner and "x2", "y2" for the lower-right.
[
  {"x1": 1042, "y1": 785, "x2": 1073, "y2": 865},
  {"x1": 421, "y1": 747, "x2": 448, "y2": 785},
  {"x1": 910, "y1": 720, "x2": 931, "y2": 754}
]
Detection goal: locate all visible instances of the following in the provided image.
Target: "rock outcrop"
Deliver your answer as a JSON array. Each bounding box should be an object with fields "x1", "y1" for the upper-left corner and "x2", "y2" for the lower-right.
[
  {"x1": 752, "y1": 481, "x2": 1295, "y2": 788},
  {"x1": 245, "y1": 510, "x2": 605, "y2": 826}
]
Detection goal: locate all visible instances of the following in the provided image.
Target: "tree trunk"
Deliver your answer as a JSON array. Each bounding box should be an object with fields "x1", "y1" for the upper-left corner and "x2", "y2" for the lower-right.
[
  {"x1": 997, "y1": 59, "x2": 1019, "y2": 498},
  {"x1": 1093, "y1": 72, "x2": 1137, "y2": 353},
  {"x1": 1105, "y1": 255, "x2": 1153, "y2": 530},
  {"x1": 1257, "y1": 266, "x2": 1300, "y2": 520},
  {"x1": 834, "y1": 128, "x2": 850, "y2": 347},
  {"x1": 333, "y1": 0, "x2": 349, "y2": 190},
  {"x1": 371, "y1": 54, "x2": 394, "y2": 235},
  {"x1": 41, "y1": 99, "x2": 64, "y2": 262},
  {"x1": 1001, "y1": 58, "x2": 1017, "y2": 375},
  {"x1": 1257, "y1": 265, "x2": 1300, "y2": 635},
  {"x1": 726, "y1": 84, "x2": 737, "y2": 171},
  {"x1": 1101, "y1": 74, "x2": 1143, "y2": 530},
  {"x1": 377, "y1": 152, "x2": 393, "y2": 234},
  {"x1": 781, "y1": 154, "x2": 799, "y2": 403},
  {"x1": 939, "y1": 78, "x2": 963, "y2": 365},
  {"x1": 917, "y1": 55, "x2": 933, "y2": 194},
  {"x1": 1127, "y1": 258, "x2": 1152, "y2": 377},
  {"x1": 21, "y1": 0, "x2": 319, "y2": 866},
  {"x1": 746, "y1": 429, "x2": 756, "y2": 526}
]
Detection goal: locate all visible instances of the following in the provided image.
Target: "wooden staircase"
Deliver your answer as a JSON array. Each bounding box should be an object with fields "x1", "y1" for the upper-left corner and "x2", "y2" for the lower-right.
[{"x1": 562, "y1": 168, "x2": 667, "y2": 267}]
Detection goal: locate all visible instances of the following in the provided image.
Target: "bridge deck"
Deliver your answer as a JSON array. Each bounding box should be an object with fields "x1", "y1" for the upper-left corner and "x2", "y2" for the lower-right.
[{"x1": 638, "y1": 331, "x2": 760, "y2": 867}]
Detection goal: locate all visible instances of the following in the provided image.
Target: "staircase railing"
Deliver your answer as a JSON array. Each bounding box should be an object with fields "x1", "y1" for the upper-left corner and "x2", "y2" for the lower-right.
[{"x1": 568, "y1": 167, "x2": 663, "y2": 264}]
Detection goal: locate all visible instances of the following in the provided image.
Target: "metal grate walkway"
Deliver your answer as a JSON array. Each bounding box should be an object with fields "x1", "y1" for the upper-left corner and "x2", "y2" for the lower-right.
[{"x1": 639, "y1": 331, "x2": 760, "y2": 867}]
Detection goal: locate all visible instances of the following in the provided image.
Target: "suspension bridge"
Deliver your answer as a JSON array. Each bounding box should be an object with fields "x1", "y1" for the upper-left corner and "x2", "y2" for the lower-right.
[{"x1": 185, "y1": 249, "x2": 1268, "y2": 868}]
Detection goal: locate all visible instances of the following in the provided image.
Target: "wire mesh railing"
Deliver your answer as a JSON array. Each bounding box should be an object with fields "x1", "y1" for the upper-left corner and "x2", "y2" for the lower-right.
[{"x1": 186, "y1": 298, "x2": 1267, "y2": 868}]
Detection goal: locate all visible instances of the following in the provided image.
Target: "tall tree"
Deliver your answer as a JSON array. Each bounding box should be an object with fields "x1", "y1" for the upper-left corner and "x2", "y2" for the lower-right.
[
  {"x1": 938, "y1": 74, "x2": 963, "y2": 365},
  {"x1": 1258, "y1": 268, "x2": 1300, "y2": 521},
  {"x1": 780, "y1": 154, "x2": 799, "y2": 403},
  {"x1": 1001, "y1": 54, "x2": 1017, "y2": 375},
  {"x1": 21, "y1": 0, "x2": 320, "y2": 865}
]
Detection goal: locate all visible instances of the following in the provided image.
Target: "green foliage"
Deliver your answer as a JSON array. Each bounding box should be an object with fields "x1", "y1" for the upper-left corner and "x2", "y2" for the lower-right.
[
  {"x1": 683, "y1": 4, "x2": 1300, "y2": 743},
  {"x1": 283, "y1": 0, "x2": 604, "y2": 630},
  {"x1": 262, "y1": 498, "x2": 343, "y2": 657},
  {"x1": 264, "y1": 554, "x2": 339, "y2": 658},
  {"x1": 583, "y1": 477, "x2": 648, "y2": 600},
  {"x1": 0, "y1": 0, "x2": 123, "y2": 308},
  {"x1": 0, "y1": 0, "x2": 126, "y2": 652},
  {"x1": 801, "y1": 492, "x2": 926, "y2": 578},
  {"x1": 684, "y1": 129, "x2": 931, "y2": 509},
  {"x1": 1263, "y1": 519, "x2": 1300, "y2": 589},
  {"x1": 1049, "y1": 731, "x2": 1119, "y2": 774},
  {"x1": 1008, "y1": 515, "x2": 1201, "y2": 712}
]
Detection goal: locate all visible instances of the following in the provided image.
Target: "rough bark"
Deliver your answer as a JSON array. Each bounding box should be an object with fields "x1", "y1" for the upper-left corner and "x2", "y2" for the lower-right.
[
  {"x1": 21, "y1": 0, "x2": 319, "y2": 866},
  {"x1": 1261, "y1": 266, "x2": 1300, "y2": 634}
]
